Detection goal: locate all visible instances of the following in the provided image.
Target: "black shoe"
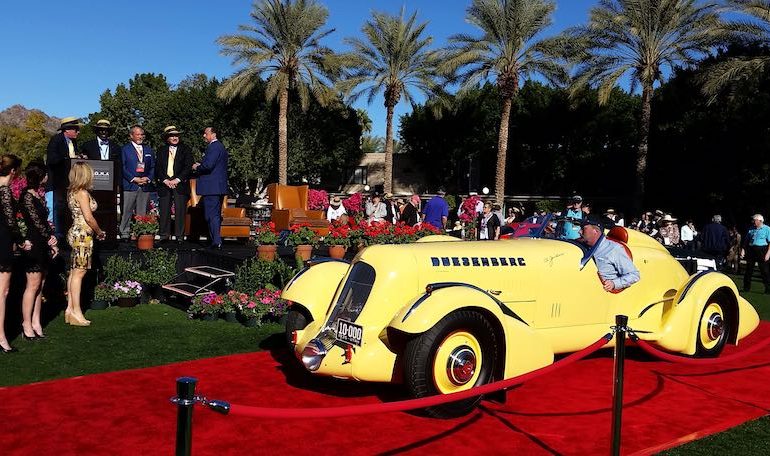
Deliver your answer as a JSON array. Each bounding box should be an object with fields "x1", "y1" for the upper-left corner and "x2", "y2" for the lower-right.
[
  {"x1": 21, "y1": 333, "x2": 38, "y2": 341},
  {"x1": 1, "y1": 346, "x2": 18, "y2": 353},
  {"x1": 33, "y1": 331, "x2": 46, "y2": 339}
]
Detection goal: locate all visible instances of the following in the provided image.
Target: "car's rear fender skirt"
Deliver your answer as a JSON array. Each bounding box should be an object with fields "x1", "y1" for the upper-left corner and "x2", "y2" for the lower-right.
[
  {"x1": 388, "y1": 286, "x2": 554, "y2": 381},
  {"x1": 657, "y1": 272, "x2": 758, "y2": 354},
  {"x1": 281, "y1": 260, "x2": 350, "y2": 324}
]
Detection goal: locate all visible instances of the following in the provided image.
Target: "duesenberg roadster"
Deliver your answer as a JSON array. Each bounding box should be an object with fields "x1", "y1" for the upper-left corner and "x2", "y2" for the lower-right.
[{"x1": 282, "y1": 217, "x2": 759, "y2": 417}]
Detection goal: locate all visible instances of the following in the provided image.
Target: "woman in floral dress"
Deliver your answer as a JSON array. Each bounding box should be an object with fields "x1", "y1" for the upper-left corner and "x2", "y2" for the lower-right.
[{"x1": 66, "y1": 162, "x2": 106, "y2": 326}]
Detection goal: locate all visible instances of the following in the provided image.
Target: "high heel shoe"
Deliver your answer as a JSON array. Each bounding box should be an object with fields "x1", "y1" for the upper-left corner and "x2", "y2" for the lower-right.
[
  {"x1": 21, "y1": 332, "x2": 38, "y2": 341},
  {"x1": 33, "y1": 329, "x2": 46, "y2": 339},
  {"x1": 1, "y1": 346, "x2": 18, "y2": 353}
]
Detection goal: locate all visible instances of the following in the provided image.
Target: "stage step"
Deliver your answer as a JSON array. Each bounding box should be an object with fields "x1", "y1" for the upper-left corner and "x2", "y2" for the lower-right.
[
  {"x1": 162, "y1": 283, "x2": 214, "y2": 297},
  {"x1": 185, "y1": 266, "x2": 235, "y2": 279}
]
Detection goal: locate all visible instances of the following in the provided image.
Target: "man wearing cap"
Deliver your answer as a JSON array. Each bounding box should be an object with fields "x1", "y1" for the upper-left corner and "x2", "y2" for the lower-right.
[
  {"x1": 326, "y1": 196, "x2": 347, "y2": 222},
  {"x1": 119, "y1": 125, "x2": 155, "y2": 240},
  {"x1": 46, "y1": 117, "x2": 85, "y2": 237},
  {"x1": 81, "y1": 119, "x2": 121, "y2": 162},
  {"x1": 156, "y1": 126, "x2": 193, "y2": 242},
  {"x1": 580, "y1": 218, "x2": 640, "y2": 292},
  {"x1": 193, "y1": 126, "x2": 228, "y2": 250},
  {"x1": 740, "y1": 214, "x2": 770, "y2": 293},
  {"x1": 561, "y1": 195, "x2": 583, "y2": 240},
  {"x1": 422, "y1": 189, "x2": 449, "y2": 230}
]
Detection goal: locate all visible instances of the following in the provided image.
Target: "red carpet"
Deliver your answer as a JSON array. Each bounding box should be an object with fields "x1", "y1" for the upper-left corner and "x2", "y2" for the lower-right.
[{"x1": 2, "y1": 324, "x2": 770, "y2": 455}]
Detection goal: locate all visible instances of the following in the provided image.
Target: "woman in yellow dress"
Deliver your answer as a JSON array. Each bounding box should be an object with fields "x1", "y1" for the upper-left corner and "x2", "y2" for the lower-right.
[{"x1": 66, "y1": 162, "x2": 106, "y2": 326}]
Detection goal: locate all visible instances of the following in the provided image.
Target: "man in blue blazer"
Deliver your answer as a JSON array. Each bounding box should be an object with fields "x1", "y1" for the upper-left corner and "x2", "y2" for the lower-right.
[
  {"x1": 193, "y1": 126, "x2": 228, "y2": 249},
  {"x1": 119, "y1": 125, "x2": 155, "y2": 239}
]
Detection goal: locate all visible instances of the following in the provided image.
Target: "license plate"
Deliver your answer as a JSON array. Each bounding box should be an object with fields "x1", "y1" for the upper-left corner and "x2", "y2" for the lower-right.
[{"x1": 336, "y1": 319, "x2": 363, "y2": 347}]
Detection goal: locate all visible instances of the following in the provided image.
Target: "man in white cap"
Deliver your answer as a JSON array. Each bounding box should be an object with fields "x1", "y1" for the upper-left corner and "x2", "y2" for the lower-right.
[{"x1": 741, "y1": 214, "x2": 770, "y2": 293}]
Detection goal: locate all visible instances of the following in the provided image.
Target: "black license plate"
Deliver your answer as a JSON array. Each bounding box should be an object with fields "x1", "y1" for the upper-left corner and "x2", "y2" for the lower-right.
[{"x1": 336, "y1": 319, "x2": 363, "y2": 346}]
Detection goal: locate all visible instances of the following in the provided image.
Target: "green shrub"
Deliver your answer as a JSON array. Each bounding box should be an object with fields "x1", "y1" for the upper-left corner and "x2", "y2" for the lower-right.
[
  {"x1": 234, "y1": 258, "x2": 296, "y2": 295},
  {"x1": 103, "y1": 254, "x2": 139, "y2": 284},
  {"x1": 136, "y1": 249, "x2": 178, "y2": 286}
]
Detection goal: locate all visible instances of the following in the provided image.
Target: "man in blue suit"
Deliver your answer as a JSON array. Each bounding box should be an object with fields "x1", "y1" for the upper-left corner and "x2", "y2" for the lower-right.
[
  {"x1": 119, "y1": 125, "x2": 155, "y2": 239},
  {"x1": 193, "y1": 126, "x2": 228, "y2": 249}
]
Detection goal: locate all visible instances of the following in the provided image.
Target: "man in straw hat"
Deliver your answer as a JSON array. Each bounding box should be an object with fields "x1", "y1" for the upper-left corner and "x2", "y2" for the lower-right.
[
  {"x1": 326, "y1": 195, "x2": 347, "y2": 222},
  {"x1": 156, "y1": 126, "x2": 193, "y2": 242},
  {"x1": 46, "y1": 116, "x2": 85, "y2": 237},
  {"x1": 82, "y1": 119, "x2": 121, "y2": 162}
]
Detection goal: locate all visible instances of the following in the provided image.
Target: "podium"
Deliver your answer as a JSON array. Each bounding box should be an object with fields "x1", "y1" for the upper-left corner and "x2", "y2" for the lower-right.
[{"x1": 80, "y1": 159, "x2": 119, "y2": 242}]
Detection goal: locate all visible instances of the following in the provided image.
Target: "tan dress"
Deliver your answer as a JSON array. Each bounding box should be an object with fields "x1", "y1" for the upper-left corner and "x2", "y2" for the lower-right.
[{"x1": 67, "y1": 191, "x2": 97, "y2": 269}]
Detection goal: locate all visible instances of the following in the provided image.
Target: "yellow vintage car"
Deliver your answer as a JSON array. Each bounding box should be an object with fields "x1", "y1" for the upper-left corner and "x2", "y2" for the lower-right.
[{"x1": 282, "y1": 216, "x2": 760, "y2": 417}]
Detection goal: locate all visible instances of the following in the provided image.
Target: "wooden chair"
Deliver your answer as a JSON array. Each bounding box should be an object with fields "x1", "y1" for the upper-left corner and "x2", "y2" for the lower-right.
[
  {"x1": 266, "y1": 183, "x2": 329, "y2": 235},
  {"x1": 184, "y1": 179, "x2": 251, "y2": 240}
]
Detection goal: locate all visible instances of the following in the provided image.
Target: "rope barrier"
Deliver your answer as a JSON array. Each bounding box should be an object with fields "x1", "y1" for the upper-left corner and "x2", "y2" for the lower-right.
[
  {"x1": 631, "y1": 334, "x2": 770, "y2": 365},
  {"x1": 204, "y1": 333, "x2": 612, "y2": 419}
]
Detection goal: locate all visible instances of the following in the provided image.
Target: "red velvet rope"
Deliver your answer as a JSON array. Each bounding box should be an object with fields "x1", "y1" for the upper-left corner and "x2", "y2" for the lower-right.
[
  {"x1": 225, "y1": 334, "x2": 612, "y2": 419},
  {"x1": 633, "y1": 335, "x2": 770, "y2": 365}
]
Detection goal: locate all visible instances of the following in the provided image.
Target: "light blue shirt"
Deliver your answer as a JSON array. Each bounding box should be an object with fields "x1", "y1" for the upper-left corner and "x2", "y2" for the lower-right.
[
  {"x1": 747, "y1": 224, "x2": 770, "y2": 246},
  {"x1": 562, "y1": 209, "x2": 583, "y2": 240},
  {"x1": 593, "y1": 237, "x2": 640, "y2": 290}
]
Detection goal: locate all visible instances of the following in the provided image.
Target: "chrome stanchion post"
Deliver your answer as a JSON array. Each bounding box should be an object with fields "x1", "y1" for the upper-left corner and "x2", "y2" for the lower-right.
[
  {"x1": 173, "y1": 376, "x2": 198, "y2": 456},
  {"x1": 611, "y1": 315, "x2": 628, "y2": 456}
]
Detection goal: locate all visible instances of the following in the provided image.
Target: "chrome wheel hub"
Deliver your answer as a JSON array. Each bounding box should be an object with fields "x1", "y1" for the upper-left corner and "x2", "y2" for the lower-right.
[
  {"x1": 446, "y1": 345, "x2": 477, "y2": 385},
  {"x1": 707, "y1": 313, "x2": 724, "y2": 341}
]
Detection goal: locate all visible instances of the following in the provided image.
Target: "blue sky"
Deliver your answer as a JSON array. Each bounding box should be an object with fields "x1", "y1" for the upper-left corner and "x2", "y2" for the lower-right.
[{"x1": 0, "y1": 0, "x2": 593, "y2": 138}]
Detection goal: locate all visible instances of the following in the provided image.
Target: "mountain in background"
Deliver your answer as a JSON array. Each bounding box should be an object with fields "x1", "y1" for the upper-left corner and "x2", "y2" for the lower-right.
[{"x1": 0, "y1": 104, "x2": 61, "y2": 134}]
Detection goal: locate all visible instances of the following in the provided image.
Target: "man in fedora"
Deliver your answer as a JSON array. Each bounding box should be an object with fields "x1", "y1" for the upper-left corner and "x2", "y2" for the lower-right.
[
  {"x1": 156, "y1": 126, "x2": 193, "y2": 242},
  {"x1": 46, "y1": 116, "x2": 85, "y2": 237},
  {"x1": 326, "y1": 195, "x2": 347, "y2": 222},
  {"x1": 82, "y1": 119, "x2": 121, "y2": 162}
]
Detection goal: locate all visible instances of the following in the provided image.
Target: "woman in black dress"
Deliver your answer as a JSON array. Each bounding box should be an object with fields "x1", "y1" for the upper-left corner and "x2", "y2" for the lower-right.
[
  {"x1": 20, "y1": 162, "x2": 58, "y2": 340},
  {"x1": 0, "y1": 154, "x2": 25, "y2": 353}
]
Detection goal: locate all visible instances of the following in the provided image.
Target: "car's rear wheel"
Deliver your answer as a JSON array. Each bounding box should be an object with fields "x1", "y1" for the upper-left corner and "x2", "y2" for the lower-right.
[
  {"x1": 695, "y1": 295, "x2": 730, "y2": 357},
  {"x1": 285, "y1": 309, "x2": 308, "y2": 348},
  {"x1": 404, "y1": 310, "x2": 498, "y2": 418}
]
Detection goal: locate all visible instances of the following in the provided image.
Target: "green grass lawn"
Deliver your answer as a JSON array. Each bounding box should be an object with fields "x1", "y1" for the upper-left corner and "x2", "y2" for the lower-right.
[
  {"x1": 0, "y1": 304, "x2": 282, "y2": 387},
  {"x1": 1, "y1": 275, "x2": 769, "y2": 453}
]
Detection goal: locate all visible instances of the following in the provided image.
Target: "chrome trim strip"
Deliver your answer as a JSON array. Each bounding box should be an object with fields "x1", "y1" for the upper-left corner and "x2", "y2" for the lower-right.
[
  {"x1": 402, "y1": 282, "x2": 528, "y2": 325},
  {"x1": 679, "y1": 270, "x2": 714, "y2": 302}
]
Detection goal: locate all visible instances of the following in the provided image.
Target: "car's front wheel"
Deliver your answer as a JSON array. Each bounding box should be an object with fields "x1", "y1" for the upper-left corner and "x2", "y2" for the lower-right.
[
  {"x1": 694, "y1": 293, "x2": 731, "y2": 357},
  {"x1": 404, "y1": 310, "x2": 498, "y2": 418}
]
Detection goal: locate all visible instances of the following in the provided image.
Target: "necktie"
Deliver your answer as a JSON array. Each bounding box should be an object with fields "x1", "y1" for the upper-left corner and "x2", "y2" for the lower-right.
[
  {"x1": 67, "y1": 139, "x2": 75, "y2": 158},
  {"x1": 167, "y1": 147, "x2": 176, "y2": 177},
  {"x1": 135, "y1": 144, "x2": 143, "y2": 162}
]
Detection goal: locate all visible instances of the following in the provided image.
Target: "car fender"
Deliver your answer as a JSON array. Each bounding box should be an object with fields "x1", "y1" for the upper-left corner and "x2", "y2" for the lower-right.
[
  {"x1": 282, "y1": 259, "x2": 350, "y2": 323},
  {"x1": 657, "y1": 271, "x2": 759, "y2": 354},
  {"x1": 389, "y1": 285, "x2": 554, "y2": 379}
]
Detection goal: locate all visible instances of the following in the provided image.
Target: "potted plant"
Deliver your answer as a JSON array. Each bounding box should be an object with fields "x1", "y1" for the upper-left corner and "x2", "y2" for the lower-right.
[
  {"x1": 324, "y1": 223, "x2": 351, "y2": 259},
  {"x1": 258, "y1": 287, "x2": 287, "y2": 323},
  {"x1": 237, "y1": 294, "x2": 268, "y2": 327},
  {"x1": 286, "y1": 224, "x2": 318, "y2": 261},
  {"x1": 136, "y1": 249, "x2": 177, "y2": 303},
  {"x1": 254, "y1": 221, "x2": 279, "y2": 261},
  {"x1": 92, "y1": 282, "x2": 115, "y2": 310},
  {"x1": 113, "y1": 280, "x2": 142, "y2": 307},
  {"x1": 188, "y1": 292, "x2": 222, "y2": 321},
  {"x1": 131, "y1": 215, "x2": 159, "y2": 250},
  {"x1": 221, "y1": 291, "x2": 241, "y2": 323}
]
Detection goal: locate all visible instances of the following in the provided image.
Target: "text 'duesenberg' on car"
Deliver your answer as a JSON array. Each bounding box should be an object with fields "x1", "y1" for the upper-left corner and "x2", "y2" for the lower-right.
[{"x1": 282, "y1": 218, "x2": 759, "y2": 418}]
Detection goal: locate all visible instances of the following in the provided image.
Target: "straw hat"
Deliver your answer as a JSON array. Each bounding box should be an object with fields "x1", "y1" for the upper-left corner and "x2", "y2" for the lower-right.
[
  {"x1": 330, "y1": 196, "x2": 342, "y2": 207},
  {"x1": 92, "y1": 119, "x2": 114, "y2": 131},
  {"x1": 162, "y1": 125, "x2": 183, "y2": 137},
  {"x1": 661, "y1": 214, "x2": 678, "y2": 223},
  {"x1": 58, "y1": 117, "x2": 84, "y2": 131}
]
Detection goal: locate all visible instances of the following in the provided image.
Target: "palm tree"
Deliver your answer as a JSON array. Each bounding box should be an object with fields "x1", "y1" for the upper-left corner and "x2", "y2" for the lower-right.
[
  {"x1": 442, "y1": 0, "x2": 568, "y2": 204},
  {"x1": 701, "y1": 0, "x2": 770, "y2": 100},
  {"x1": 217, "y1": 0, "x2": 342, "y2": 185},
  {"x1": 341, "y1": 9, "x2": 445, "y2": 194},
  {"x1": 567, "y1": 0, "x2": 728, "y2": 210}
]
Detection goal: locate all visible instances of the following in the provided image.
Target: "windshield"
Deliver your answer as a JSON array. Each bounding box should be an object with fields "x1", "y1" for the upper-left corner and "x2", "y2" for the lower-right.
[{"x1": 511, "y1": 213, "x2": 596, "y2": 265}]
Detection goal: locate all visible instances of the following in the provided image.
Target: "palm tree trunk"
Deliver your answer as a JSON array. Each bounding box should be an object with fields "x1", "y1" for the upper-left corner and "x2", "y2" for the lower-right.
[
  {"x1": 635, "y1": 83, "x2": 653, "y2": 212},
  {"x1": 384, "y1": 103, "x2": 394, "y2": 194},
  {"x1": 495, "y1": 96, "x2": 513, "y2": 205},
  {"x1": 278, "y1": 86, "x2": 289, "y2": 185}
]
